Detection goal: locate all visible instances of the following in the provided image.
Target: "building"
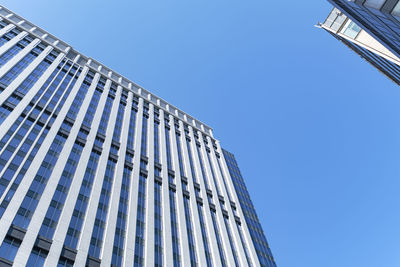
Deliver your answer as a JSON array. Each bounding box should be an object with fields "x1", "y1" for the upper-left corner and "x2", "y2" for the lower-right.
[
  {"x1": 318, "y1": 7, "x2": 400, "y2": 85},
  {"x1": 0, "y1": 4, "x2": 276, "y2": 267},
  {"x1": 326, "y1": 0, "x2": 400, "y2": 59}
]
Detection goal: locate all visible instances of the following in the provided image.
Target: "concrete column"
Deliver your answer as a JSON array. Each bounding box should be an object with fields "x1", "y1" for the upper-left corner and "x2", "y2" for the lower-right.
[
  {"x1": 0, "y1": 65, "x2": 89, "y2": 248},
  {"x1": 144, "y1": 103, "x2": 155, "y2": 266},
  {"x1": 0, "y1": 53, "x2": 65, "y2": 203},
  {"x1": 188, "y1": 127, "x2": 221, "y2": 266},
  {"x1": 0, "y1": 51, "x2": 64, "y2": 141},
  {"x1": 178, "y1": 120, "x2": 207, "y2": 266},
  {"x1": 73, "y1": 84, "x2": 122, "y2": 267},
  {"x1": 0, "y1": 43, "x2": 51, "y2": 106},
  {"x1": 100, "y1": 89, "x2": 132, "y2": 266},
  {"x1": 198, "y1": 133, "x2": 235, "y2": 266},
  {"x1": 0, "y1": 24, "x2": 15, "y2": 38},
  {"x1": 0, "y1": 31, "x2": 27, "y2": 58},
  {"x1": 13, "y1": 73, "x2": 101, "y2": 266},
  {"x1": 0, "y1": 36, "x2": 40, "y2": 80},
  {"x1": 123, "y1": 97, "x2": 144, "y2": 266},
  {"x1": 0, "y1": 59, "x2": 72, "y2": 188},
  {"x1": 44, "y1": 78, "x2": 112, "y2": 267},
  {"x1": 168, "y1": 115, "x2": 190, "y2": 266},
  {"x1": 158, "y1": 109, "x2": 173, "y2": 267}
]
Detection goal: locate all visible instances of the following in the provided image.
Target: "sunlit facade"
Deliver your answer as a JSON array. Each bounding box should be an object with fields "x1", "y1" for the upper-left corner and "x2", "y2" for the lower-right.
[
  {"x1": 320, "y1": 1, "x2": 400, "y2": 85},
  {"x1": 327, "y1": 0, "x2": 400, "y2": 58},
  {"x1": 0, "y1": 5, "x2": 276, "y2": 267}
]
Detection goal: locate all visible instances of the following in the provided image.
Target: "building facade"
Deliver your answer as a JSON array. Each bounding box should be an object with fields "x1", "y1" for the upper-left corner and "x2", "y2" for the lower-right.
[
  {"x1": 0, "y1": 5, "x2": 276, "y2": 267},
  {"x1": 326, "y1": 0, "x2": 400, "y2": 59},
  {"x1": 319, "y1": 7, "x2": 400, "y2": 85}
]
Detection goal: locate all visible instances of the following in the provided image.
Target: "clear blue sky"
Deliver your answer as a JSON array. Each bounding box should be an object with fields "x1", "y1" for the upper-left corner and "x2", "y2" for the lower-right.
[{"x1": 3, "y1": 1, "x2": 400, "y2": 266}]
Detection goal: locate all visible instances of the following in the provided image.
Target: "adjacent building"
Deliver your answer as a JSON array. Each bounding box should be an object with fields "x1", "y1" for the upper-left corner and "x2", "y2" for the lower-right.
[
  {"x1": 0, "y1": 4, "x2": 276, "y2": 267},
  {"x1": 319, "y1": 0, "x2": 400, "y2": 85},
  {"x1": 326, "y1": 0, "x2": 400, "y2": 57}
]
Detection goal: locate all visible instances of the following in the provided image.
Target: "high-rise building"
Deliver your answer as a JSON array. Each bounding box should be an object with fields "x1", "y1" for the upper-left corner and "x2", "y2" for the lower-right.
[
  {"x1": 319, "y1": 7, "x2": 400, "y2": 85},
  {"x1": 0, "y1": 5, "x2": 276, "y2": 267},
  {"x1": 325, "y1": 0, "x2": 400, "y2": 59}
]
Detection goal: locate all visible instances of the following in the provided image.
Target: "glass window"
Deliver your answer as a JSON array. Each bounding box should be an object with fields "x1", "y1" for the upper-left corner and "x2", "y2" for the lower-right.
[
  {"x1": 0, "y1": 236, "x2": 21, "y2": 262},
  {"x1": 364, "y1": 0, "x2": 386, "y2": 9},
  {"x1": 27, "y1": 247, "x2": 47, "y2": 267},
  {"x1": 392, "y1": 2, "x2": 400, "y2": 17},
  {"x1": 342, "y1": 21, "x2": 362, "y2": 39}
]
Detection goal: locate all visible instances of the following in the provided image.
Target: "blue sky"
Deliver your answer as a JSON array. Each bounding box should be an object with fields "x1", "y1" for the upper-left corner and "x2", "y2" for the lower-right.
[{"x1": 3, "y1": 1, "x2": 400, "y2": 266}]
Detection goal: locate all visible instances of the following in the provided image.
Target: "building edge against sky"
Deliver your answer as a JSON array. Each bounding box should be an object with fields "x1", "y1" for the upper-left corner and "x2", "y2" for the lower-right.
[
  {"x1": 319, "y1": 0, "x2": 400, "y2": 85},
  {"x1": 0, "y1": 4, "x2": 276, "y2": 267},
  {"x1": 318, "y1": 7, "x2": 400, "y2": 85},
  {"x1": 326, "y1": 0, "x2": 400, "y2": 59}
]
